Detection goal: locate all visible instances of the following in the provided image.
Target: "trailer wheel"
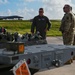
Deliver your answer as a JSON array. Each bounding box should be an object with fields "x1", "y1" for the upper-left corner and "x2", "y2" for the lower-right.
[
  {"x1": 52, "y1": 59, "x2": 61, "y2": 67},
  {"x1": 55, "y1": 60, "x2": 60, "y2": 67}
]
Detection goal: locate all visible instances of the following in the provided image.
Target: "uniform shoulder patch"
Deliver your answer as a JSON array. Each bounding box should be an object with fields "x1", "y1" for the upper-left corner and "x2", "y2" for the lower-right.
[{"x1": 66, "y1": 13, "x2": 72, "y2": 21}]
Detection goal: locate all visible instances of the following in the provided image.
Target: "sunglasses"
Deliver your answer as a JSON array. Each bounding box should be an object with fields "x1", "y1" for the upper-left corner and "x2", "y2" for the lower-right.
[{"x1": 39, "y1": 11, "x2": 43, "y2": 13}]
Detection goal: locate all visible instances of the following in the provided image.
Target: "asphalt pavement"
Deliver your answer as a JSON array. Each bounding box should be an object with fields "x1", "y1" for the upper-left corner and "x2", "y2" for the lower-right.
[
  {"x1": 34, "y1": 37, "x2": 75, "y2": 75},
  {"x1": 46, "y1": 37, "x2": 63, "y2": 44}
]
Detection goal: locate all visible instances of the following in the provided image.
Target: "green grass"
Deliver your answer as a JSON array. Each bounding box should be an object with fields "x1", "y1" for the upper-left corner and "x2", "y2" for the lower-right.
[
  {"x1": 0, "y1": 20, "x2": 62, "y2": 36},
  {"x1": 48, "y1": 20, "x2": 61, "y2": 36}
]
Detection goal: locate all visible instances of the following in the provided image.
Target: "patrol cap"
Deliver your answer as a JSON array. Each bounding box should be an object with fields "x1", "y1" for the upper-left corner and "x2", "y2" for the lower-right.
[{"x1": 63, "y1": 4, "x2": 71, "y2": 9}]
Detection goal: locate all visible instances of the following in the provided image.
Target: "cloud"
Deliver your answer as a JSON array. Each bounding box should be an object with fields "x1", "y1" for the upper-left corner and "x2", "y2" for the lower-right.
[
  {"x1": 4, "y1": 7, "x2": 37, "y2": 20},
  {"x1": 0, "y1": 0, "x2": 9, "y2": 4},
  {"x1": 0, "y1": 0, "x2": 75, "y2": 20},
  {"x1": 41, "y1": 0, "x2": 75, "y2": 19},
  {"x1": 15, "y1": 8, "x2": 37, "y2": 20},
  {"x1": 0, "y1": 0, "x2": 37, "y2": 20},
  {"x1": 22, "y1": 0, "x2": 35, "y2": 2},
  {"x1": 0, "y1": 9, "x2": 12, "y2": 16},
  {"x1": 22, "y1": 0, "x2": 40, "y2": 2},
  {"x1": 7, "y1": 9, "x2": 12, "y2": 16},
  {"x1": 17, "y1": 0, "x2": 75, "y2": 19}
]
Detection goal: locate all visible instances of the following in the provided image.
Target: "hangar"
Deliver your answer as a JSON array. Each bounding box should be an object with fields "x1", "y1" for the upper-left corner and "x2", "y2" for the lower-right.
[{"x1": 0, "y1": 15, "x2": 23, "y2": 20}]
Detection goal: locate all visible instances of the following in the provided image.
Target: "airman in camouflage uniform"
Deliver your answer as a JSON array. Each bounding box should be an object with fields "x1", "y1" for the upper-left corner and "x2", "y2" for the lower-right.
[{"x1": 59, "y1": 4, "x2": 75, "y2": 45}]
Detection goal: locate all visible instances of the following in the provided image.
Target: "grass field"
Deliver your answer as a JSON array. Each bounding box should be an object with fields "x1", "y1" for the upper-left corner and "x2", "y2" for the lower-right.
[{"x1": 0, "y1": 20, "x2": 62, "y2": 36}]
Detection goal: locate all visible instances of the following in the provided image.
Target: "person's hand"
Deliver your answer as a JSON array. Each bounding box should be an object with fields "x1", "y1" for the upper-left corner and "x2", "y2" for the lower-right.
[
  {"x1": 31, "y1": 32, "x2": 34, "y2": 36},
  {"x1": 47, "y1": 28, "x2": 49, "y2": 31},
  {"x1": 63, "y1": 31, "x2": 68, "y2": 35},
  {"x1": 45, "y1": 28, "x2": 49, "y2": 32},
  {"x1": 45, "y1": 29, "x2": 47, "y2": 32}
]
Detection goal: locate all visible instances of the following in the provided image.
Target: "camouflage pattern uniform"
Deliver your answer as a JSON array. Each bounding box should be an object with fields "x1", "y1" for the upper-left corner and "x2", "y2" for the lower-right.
[{"x1": 59, "y1": 11, "x2": 75, "y2": 45}]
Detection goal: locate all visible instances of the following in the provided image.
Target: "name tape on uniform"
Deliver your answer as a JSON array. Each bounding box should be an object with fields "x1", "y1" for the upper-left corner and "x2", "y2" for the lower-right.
[{"x1": 13, "y1": 59, "x2": 31, "y2": 75}]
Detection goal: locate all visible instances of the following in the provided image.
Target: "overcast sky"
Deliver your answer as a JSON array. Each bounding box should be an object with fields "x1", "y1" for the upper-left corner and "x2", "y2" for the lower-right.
[{"x1": 0, "y1": 0, "x2": 75, "y2": 20}]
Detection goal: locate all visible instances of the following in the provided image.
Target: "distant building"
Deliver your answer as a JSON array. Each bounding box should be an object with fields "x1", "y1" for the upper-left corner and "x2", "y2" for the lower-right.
[
  {"x1": 0, "y1": 15, "x2": 23, "y2": 20},
  {"x1": 30, "y1": 19, "x2": 33, "y2": 22}
]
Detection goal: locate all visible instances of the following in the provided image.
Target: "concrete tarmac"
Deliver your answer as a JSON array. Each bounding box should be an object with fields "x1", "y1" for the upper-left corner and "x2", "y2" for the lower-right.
[{"x1": 34, "y1": 37, "x2": 75, "y2": 75}]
